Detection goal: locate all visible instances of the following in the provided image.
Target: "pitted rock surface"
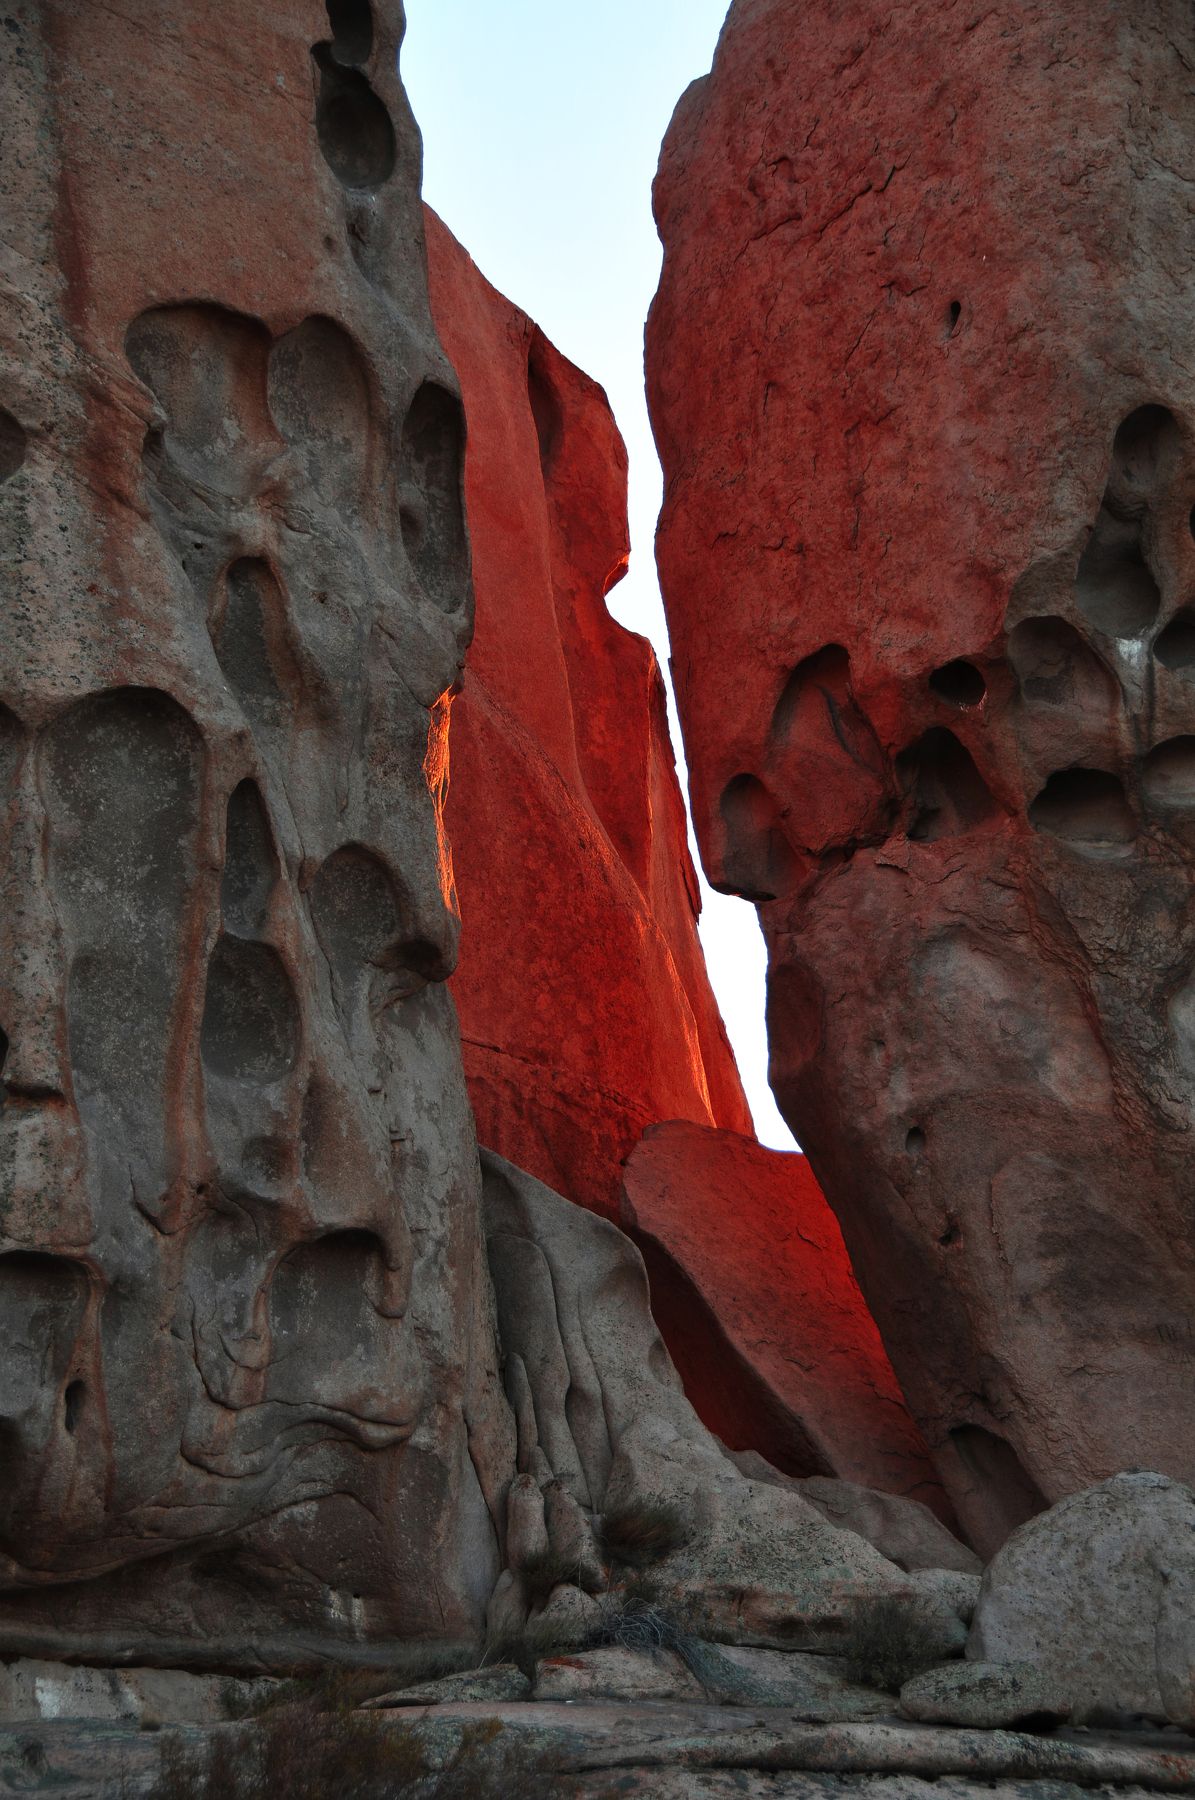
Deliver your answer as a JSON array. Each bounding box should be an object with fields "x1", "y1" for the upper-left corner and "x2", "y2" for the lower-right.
[
  {"x1": 0, "y1": 0, "x2": 511, "y2": 1660},
  {"x1": 648, "y1": 0, "x2": 1195, "y2": 1553}
]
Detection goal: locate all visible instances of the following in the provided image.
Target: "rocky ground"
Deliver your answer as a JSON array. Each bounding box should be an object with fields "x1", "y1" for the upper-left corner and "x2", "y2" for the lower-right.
[{"x1": 1, "y1": 1682, "x2": 1192, "y2": 1797}]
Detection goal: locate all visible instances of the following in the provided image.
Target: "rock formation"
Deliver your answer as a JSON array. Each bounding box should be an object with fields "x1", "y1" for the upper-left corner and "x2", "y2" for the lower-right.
[
  {"x1": 425, "y1": 211, "x2": 751, "y2": 1221},
  {"x1": 622, "y1": 1121, "x2": 947, "y2": 1513},
  {"x1": 0, "y1": 0, "x2": 511, "y2": 1662},
  {"x1": 481, "y1": 1151, "x2": 971, "y2": 1654},
  {"x1": 648, "y1": 0, "x2": 1195, "y2": 1553},
  {"x1": 0, "y1": 0, "x2": 978, "y2": 1684}
]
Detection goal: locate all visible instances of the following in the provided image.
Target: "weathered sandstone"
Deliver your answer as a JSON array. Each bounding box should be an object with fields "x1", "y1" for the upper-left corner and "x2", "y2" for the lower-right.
[
  {"x1": 425, "y1": 212, "x2": 751, "y2": 1220},
  {"x1": 648, "y1": 0, "x2": 1195, "y2": 1553},
  {"x1": 0, "y1": 0, "x2": 522, "y2": 1663}
]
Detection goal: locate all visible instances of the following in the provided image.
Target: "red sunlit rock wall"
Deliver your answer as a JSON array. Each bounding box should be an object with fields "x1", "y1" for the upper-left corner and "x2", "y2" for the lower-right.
[
  {"x1": 648, "y1": 0, "x2": 1195, "y2": 1553},
  {"x1": 426, "y1": 211, "x2": 753, "y2": 1220}
]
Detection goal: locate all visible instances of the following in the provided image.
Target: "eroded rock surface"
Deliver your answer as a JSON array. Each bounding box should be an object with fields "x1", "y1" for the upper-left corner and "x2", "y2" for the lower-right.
[
  {"x1": 623, "y1": 1121, "x2": 947, "y2": 1512},
  {"x1": 648, "y1": 0, "x2": 1195, "y2": 1552},
  {"x1": 481, "y1": 1151, "x2": 969, "y2": 1655},
  {"x1": 0, "y1": 0, "x2": 510, "y2": 1660},
  {"x1": 426, "y1": 212, "x2": 751, "y2": 1220}
]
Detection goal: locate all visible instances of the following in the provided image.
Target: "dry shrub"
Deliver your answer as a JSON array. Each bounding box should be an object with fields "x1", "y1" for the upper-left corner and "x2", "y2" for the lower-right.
[
  {"x1": 232, "y1": 1643, "x2": 478, "y2": 1719},
  {"x1": 142, "y1": 1710, "x2": 571, "y2": 1799},
  {"x1": 597, "y1": 1498, "x2": 692, "y2": 1570},
  {"x1": 841, "y1": 1594, "x2": 948, "y2": 1693},
  {"x1": 517, "y1": 1545, "x2": 598, "y2": 1608}
]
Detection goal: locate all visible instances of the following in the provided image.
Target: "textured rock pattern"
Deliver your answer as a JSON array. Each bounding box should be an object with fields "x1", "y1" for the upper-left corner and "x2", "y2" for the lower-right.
[
  {"x1": 648, "y1": 0, "x2": 1195, "y2": 1552},
  {"x1": 481, "y1": 1151, "x2": 971, "y2": 1655},
  {"x1": 425, "y1": 213, "x2": 750, "y2": 1220},
  {"x1": 969, "y1": 1472, "x2": 1195, "y2": 1727},
  {"x1": 623, "y1": 1121, "x2": 946, "y2": 1510},
  {"x1": 0, "y1": 0, "x2": 511, "y2": 1659}
]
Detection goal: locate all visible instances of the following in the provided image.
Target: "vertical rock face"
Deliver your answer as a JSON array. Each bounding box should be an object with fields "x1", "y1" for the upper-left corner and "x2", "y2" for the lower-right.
[
  {"x1": 425, "y1": 212, "x2": 752, "y2": 1220},
  {"x1": 0, "y1": 0, "x2": 511, "y2": 1661},
  {"x1": 622, "y1": 1121, "x2": 947, "y2": 1513},
  {"x1": 649, "y1": 0, "x2": 1195, "y2": 1552}
]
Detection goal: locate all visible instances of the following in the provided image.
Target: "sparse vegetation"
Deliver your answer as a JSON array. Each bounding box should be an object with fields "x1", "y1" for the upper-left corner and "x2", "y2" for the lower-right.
[
  {"x1": 596, "y1": 1497, "x2": 693, "y2": 1570},
  {"x1": 841, "y1": 1594, "x2": 949, "y2": 1694},
  {"x1": 517, "y1": 1544, "x2": 599, "y2": 1607},
  {"x1": 229, "y1": 1642, "x2": 479, "y2": 1719},
  {"x1": 141, "y1": 1709, "x2": 572, "y2": 1799}
]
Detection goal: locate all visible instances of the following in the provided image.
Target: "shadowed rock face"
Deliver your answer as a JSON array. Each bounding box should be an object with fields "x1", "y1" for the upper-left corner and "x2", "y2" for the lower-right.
[
  {"x1": 622, "y1": 1120, "x2": 948, "y2": 1515},
  {"x1": 648, "y1": 0, "x2": 1195, "y2": 1553},
  {"x1": 0, "y1": 0, "x2": 510, "y2": 1661}
]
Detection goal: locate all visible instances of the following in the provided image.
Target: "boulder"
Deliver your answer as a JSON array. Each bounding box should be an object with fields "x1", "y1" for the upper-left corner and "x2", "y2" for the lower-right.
[
  {"x1": 968, "y1": 1472, "x2": 1195, "y2": 1726},
  {"x1": 624, "y1": 1121, "x2": 949, "y2": 1510},
  {"x1": 900, "y1": 1661, "x2": 1069, "y2": 1730},
  {"x1": 426, "y1": 212, "x2": 752, "y2": 1224},
  {"x1": 648, "y1": 0, "x2": 1195, "y2": 1554}
]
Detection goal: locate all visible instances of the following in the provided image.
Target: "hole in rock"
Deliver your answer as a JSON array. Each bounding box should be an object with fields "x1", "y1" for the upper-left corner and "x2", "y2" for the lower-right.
[
  {"x1": 1008, "y1": 615, "x2": 1114, "y2": 708},
  {"x1": 948, "y1": 1424, "x2": 1049, "y2": 1541},
  {"x1": 124, "y1": 305, "x2": 273, "y2": 502},
  {"x1": 1075, "y1": 513, "x2": 1161, "y2": 638},
  {"x1": 401, "y1": 382, "x2": 469, "y2": 614},
  {"x1": 905, "y1": 1126, "x2": 925, "y2": 1157},
  {"x1": 326, "y1": 0, "x2": 373, "y2": 64},
  {"x1": 312, "y1": 44, "x2": 395, "y2": 190},
  {"x1": 527, "y1": 347, "x2": 562, "y2": 470},
  {"x1": 214, "y1": 560, "x2": 290, "y2": 734},
  {"x1": 0, "y1": 408, "x2": 27, "y2": 483},
  {"x1": 310, "y1": 844, "x2": 442, "y2": 1002},
  {"x1": 718, "y1": 775, "x2": 801, "y2": 901},
  {"x1": 1190, "y1": 506, "x2": 1195, "y2": 544},
  {"x1": 1111, "y1": 403, "x2": 1176, "y2": 491},
  {"x1": 1074, "y1": 405, "x2": 1177, "y2": 640},
  {"x1": 267, "y1": 316, "x2": 371, "y2": 506},
  {"x1": 269, "y1": 1229, "x2": 399, "y2": 1395},
  {"x1": 1142, "y1": 736, "x2": 1195, "y2": 809},
  {"x1": 221, "y1": 782, "x2": 277, "y2": 938},
  {"x1": 63, "y1": 1382, "x2": 84, "y2": 1433},
  {"x1": 1028, "y1": 767, "x2": 1135, "y2": 846},
  {"x1": 929, "y1": 659, "x2": 985, "y2": 708},
  {"x1": 1154, "y1": 610, "x2": 1195, "y2": 672},
  {"x1": 897, "y1": 729, "x2": 996, "y2": 842},
  {"x1": 771, "y1": 643, "x2": 852, "y2": 744},
  {"x1": 946, "y1": 300, "x2": 962, "y2": 336},
  {"x1": 42, "y1": 690, "x2": 202, "y2": 1127},
  {"x1": 200, "y1": 935, "x2": 299, "y2": 1085},
  {"x1": 939, "y1": 1221, "x2": 961, "y2": 1248},
  {"x1": 0, "y1": 1254, "x2": 89, "y2": 1443}
]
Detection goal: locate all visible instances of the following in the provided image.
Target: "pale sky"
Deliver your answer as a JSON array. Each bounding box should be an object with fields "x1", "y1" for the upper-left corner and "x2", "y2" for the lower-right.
[{"x1": 403, "y1": 0, "x2": 796, "y2": 1150}]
